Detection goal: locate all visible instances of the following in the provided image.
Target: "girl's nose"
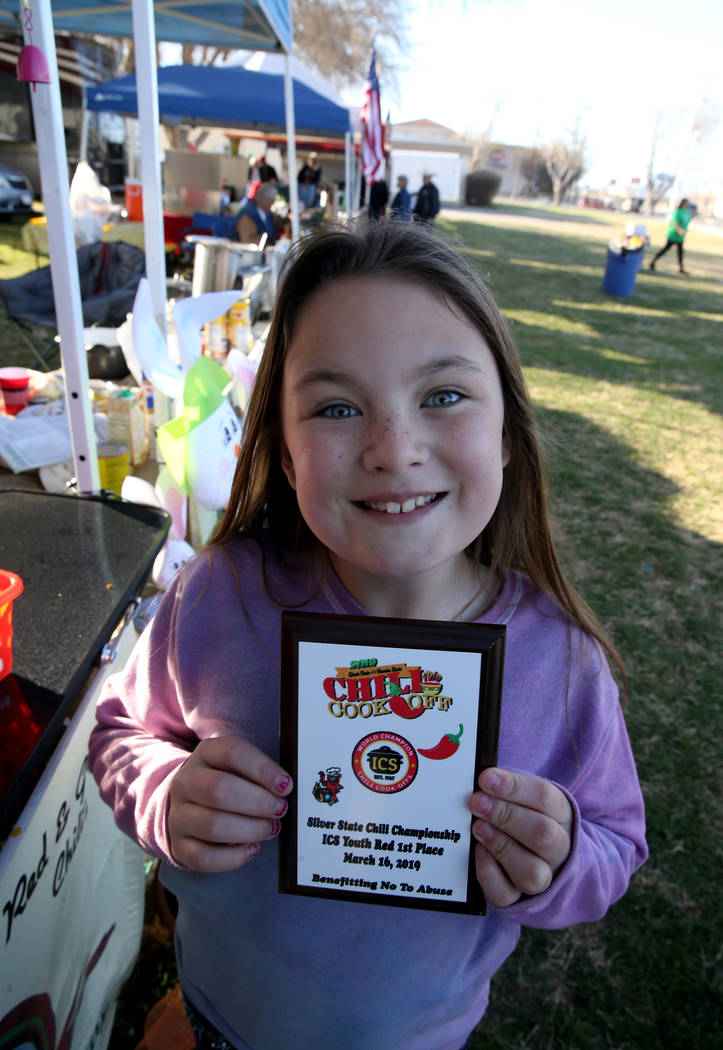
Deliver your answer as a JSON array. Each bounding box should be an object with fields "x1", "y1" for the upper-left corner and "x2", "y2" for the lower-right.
[{"x1": 361, "y1": 416, "x2": 428, "y2": 473}]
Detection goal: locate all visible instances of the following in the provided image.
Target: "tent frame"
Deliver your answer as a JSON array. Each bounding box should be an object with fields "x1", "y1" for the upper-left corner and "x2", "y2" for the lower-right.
[{"x1": 18, "y1": 0, "x2": 295, "y2": 492}]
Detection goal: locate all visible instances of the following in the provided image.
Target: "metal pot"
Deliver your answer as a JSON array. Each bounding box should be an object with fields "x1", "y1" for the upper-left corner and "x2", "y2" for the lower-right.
[{"x1": 187, "y1": 235, "x2": 261, "y2": 296}]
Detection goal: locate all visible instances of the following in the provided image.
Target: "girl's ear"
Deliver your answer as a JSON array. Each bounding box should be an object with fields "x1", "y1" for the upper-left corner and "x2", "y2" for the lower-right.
[{"x1": 279, "y1": 438, "x2": 297, "y2": 490}]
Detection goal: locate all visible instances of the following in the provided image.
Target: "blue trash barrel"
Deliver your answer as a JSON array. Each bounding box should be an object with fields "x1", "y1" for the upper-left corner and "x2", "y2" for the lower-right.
[{"x1": 602, "y1": 248, "x2": 643, "y2": 296}]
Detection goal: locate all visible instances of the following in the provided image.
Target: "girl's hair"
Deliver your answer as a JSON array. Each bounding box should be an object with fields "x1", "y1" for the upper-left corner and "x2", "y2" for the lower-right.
[{"x1": 211, "y1": 220, "x2": 626, "y2": 692}]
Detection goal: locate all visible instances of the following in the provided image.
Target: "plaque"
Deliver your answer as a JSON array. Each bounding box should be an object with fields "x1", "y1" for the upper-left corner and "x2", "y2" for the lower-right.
[{"x1": 279, "y1": 612, "x2": 505, "y2": 914}]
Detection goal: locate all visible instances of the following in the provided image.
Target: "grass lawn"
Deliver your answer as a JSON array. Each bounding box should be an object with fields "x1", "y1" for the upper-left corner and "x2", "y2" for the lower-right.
[
  {"x1": 2, "y1": 204, "x2": 721, "y2": 1049},
  {"x1": 439, "y1": 204, "x2": 722, "y2": 1050}
]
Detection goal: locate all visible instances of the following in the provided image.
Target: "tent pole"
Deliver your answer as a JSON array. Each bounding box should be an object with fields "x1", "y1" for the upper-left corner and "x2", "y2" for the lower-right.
[
  {"x1": 79, "y1": 101, "x2": 89, "y2": 162},
  {"x1": 344, "y1": 131, "x2": 351, "y2": 218},
  {"x1": 130, "y1": 0, "x2": 171, "y2": 441},
  {"x1": 23, "y1": 0, "x2": 100, "y2": 493},
  {"x1": 130, "y1": 0, "x2": 165, "y2": 336},
  {"x1": 283, "y1": 54, "x2": 300, "y2": 241}
]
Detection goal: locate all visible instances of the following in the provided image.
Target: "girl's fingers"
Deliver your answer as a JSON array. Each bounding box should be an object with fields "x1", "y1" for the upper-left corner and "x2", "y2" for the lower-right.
[
  {"x1": 174, "y1": 838, "x2": 261, "y2": 874},
  {"x1": 474, "y1": 842, "x2": 522, "y2": 908},
  {"x1": 472, "y1": 819, "x2": 554, "y2": 897},
  {"x1": 478, "y1": 768, "x2": 572, "y2": 829},
  {"x1": 470, "y1": 768, "x2": 572, "y2": 870},
  {"x1": 168, "y1": 737, "x2": 293, "y2": 872},
  {"x1": 177, "y1": 762, "x2": 289, "y2": 821},
  {"x1": 195, "y1": 736, "x2": 294, "y2": 798},
  {"x1": 175, "y1": 800, "x2": 283, "y2": 848}
]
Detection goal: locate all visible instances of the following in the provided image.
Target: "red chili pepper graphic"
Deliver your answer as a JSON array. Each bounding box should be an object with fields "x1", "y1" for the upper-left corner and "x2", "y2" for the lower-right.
[
  {"x1": 388, "y1": 681, "x2": 425, "y2": 719},
  {"x1": 418, "y1": 723, "x2": 464, "y2": 760}
]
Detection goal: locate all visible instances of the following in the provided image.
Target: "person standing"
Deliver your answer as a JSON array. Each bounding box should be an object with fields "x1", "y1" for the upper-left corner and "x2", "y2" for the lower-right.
[
  {"x1": 236, "y1": 182, "x2": 277, "y2": 245},
  {"x1": 297, "y1": 152, "x2": 322, "y2": 208},
  {"x1": 390, "y1": 175, "x2": 412, "y2": 221},
  {"x1": 649, "y1": 198, "x2": 695, "y2": 274},
  {"x1": 368, "y1": 178, "x2": 389, "y2": 220},
  {"x1": 413, "y1": 170, "x2": 441, "y2": 224}
]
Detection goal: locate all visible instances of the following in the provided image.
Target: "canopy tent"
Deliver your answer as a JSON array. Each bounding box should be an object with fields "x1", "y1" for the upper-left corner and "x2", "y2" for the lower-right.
[
  {"x1": 86, "y1": 62, "x2": 350, "y2": 136},
  {"x1": 0, "y1": 0, "x2": 293, "y2": 493},
  {"x1": 0, "y1": 0, "x2": 292, "y2": 51}
]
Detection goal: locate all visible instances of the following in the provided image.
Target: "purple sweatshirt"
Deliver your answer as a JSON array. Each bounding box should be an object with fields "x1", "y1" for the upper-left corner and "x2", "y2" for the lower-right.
[{"x1": 89, "y1": 535, "x2": 647, "y2": 1050}]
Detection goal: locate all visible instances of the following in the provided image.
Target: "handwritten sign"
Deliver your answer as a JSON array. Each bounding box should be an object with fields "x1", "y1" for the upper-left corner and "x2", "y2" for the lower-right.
[
  {"x1": 280, "y1": 612, "x2": 505, "y2": 914},
  {"x1": 0, "y1": 623, "x2": 145, "y2": 1050}
]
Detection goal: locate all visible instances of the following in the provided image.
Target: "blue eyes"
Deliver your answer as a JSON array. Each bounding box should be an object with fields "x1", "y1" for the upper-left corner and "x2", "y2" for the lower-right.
[
  {"x1": 320, "y1": 403, "x2": 358, "y2": 419},
  {"x1": 424, "y1": 389, "x2": 462, "y2": 407},
  {"x1": 318, "y1": 390, "x2": 462, "y2": 418}
]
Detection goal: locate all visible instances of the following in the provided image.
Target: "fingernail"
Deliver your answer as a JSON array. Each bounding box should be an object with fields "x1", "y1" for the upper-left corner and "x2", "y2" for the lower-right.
[
  {"x1": 276, "y1": 775, "x2": 291, "y2": 793},
  {"x1": 479, "y1": 821, "x2": 495, "y2": 842},
  {"x1": 270, "y1": 819, "x2": 281, "y2": 837},
  {"x1": 248, "y1": 843, "x2": 260, "y2": 860},
  {"x1": 275, "y1": 798, "x2": 288, "y2": 817},
  {"x1": 483, "y1": 771, "x2": 500, "y2": 791},
  {"x1": 477, "y1": 793, "x2": 493, "y2": 814}
]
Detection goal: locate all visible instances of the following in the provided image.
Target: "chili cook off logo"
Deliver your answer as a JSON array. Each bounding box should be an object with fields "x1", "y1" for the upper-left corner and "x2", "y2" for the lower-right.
[{"x1": 352, "y1": 732, "x2": 418, "y2": 793}]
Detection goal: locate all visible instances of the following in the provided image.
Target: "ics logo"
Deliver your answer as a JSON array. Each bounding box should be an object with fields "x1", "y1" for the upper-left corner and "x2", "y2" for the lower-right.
[{"x1": 352, "y1": 732, "x2": 418, "y2": 794}]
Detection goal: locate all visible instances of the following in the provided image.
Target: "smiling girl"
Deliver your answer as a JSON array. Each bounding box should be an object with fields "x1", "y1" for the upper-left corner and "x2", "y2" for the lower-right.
[{"x1": 89, "y1": 222, "x2": 647, "y2": 1050}]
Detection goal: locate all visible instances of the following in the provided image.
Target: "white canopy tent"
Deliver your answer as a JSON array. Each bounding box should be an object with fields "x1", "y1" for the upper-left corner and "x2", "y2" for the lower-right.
[{"x1": 2, "y1": 0, "x2": 294, "y2": 491}]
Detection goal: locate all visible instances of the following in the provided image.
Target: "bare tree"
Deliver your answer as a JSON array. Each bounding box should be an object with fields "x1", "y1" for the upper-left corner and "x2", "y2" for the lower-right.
[
  {"x1": 292, "y1": 0, "x2": 408, "y2": 93},
  {"x1": 519, "y1": 147, "x2": 552, "y2": 197},
  {"x1": 644, "y1": 113, "x2": 674, "y2": 215},
  {"x1": 541, "y1": 128, "x2": 585, "y2": 207},
  {"x1": 112, "y1": 1, "x2": 409, "y2": 93}
]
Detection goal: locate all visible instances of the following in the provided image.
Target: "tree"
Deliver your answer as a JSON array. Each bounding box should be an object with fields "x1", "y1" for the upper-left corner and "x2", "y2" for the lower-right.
[
  {"x1": 112, "y1": 0, "x2": 409, "y2": 92},
  {"x1": 541, "y1": 129, "x2": 585, "y2": 207},
  {"x1": 519, "y1": 147, "x2": 552, "y2": 197},
  {"x1": 292, "y1": 0, "x2": 408, "y2": 93}
]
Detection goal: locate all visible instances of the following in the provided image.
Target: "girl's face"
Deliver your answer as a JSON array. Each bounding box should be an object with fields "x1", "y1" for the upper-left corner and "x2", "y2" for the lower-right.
[{"x1": 279, "y1": 276, "x2": 509, "y2": 614}]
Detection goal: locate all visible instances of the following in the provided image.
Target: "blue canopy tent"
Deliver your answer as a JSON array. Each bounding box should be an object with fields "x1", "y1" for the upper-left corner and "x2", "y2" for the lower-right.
[
  {"x1": 0, "y1": 0, "x2": 292, "y2": 51},
  {"x1": 86, "y1": 63, "x2": 351, "y2": 136},
  {"x1": 0, "y1": 0, "x2": 293, "y2": 493}
]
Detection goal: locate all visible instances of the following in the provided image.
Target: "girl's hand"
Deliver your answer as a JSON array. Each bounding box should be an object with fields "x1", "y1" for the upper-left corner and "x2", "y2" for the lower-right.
[
  {"x1": 168, "y1": 736, "x2": 293, "y2": 872},
  {"x1": 469, "y1": 767, "x2": 572, "y2": 907}
]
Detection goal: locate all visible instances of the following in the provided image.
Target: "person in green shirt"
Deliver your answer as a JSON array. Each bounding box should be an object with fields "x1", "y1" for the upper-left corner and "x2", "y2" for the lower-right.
[{"x1": 649, "y1": 198, "x2": 695, "y2": 274}]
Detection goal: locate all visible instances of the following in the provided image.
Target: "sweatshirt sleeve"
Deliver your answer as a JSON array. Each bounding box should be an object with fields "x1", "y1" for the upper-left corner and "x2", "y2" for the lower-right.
[
  {"x1": 494, "y1": 636, "x2": 648, "y2": 930},
  {"x1": 88, "y1": 562, "x2": 202, "y2": 865}
]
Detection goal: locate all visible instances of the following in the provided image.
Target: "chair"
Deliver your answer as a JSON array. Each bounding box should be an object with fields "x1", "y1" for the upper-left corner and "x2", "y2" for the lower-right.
[
  {"x1": 0, "y1": 241, "x2": 146, "y2": 370},
  {"x1": 188, "y1": 212, "x2": 239, "y2": 240}
]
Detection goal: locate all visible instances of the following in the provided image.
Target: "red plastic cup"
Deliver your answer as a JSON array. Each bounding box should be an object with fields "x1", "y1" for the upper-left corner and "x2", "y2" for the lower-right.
[
  {"x1": 0, "y1": 367, "x2": 31, "y2": 416},
  {"x1": 0, "y1": 569, "x2": 24, "y2": 681}
]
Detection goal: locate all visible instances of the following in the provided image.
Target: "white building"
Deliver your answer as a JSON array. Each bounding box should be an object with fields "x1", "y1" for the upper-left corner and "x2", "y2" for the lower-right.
[{"x1": 389, "y1": 119, "x2": 474, "y2": 203}]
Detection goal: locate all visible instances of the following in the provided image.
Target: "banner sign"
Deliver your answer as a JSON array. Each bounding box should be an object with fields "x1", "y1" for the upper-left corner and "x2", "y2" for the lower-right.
[
  {"x1": 280, "y1": 612, "x2": 505, "y2": 915},
  {"x1": 0, "y1": 624, "x2": 145, "y2": 1050}
]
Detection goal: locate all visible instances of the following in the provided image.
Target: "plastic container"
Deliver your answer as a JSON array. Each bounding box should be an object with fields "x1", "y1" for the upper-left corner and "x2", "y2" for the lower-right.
[
  {"x1": 97, "y1": 440, "x2": 130, "y2": 495},
  {"x1": 0, "y1": 367, "x2": 31, "y2": 416},
  {"x1": 602, "y1": 248, "x2": 643, "y2": 297},
  {"x1": 124, "y1": 177, "x2": 143, "y2": 222},
  {"x1": 0, "y1": 569, "x2": 24, "y2": 681}
]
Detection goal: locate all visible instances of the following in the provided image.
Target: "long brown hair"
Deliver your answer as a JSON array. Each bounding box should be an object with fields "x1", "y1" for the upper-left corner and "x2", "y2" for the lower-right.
[{"x1": 212, "y1": 221, "x2": 626, "y2": 694}]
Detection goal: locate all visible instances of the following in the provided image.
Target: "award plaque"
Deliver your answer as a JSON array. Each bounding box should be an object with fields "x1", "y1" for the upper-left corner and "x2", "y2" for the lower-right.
[{"x1": 279, "y1": 612, "x2": 506, "y2": 915}]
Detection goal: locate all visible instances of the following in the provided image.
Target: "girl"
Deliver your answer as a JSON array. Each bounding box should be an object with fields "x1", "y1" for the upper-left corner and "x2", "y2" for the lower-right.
[
  {"x1": 649, "y1": 197, "x2": 694, "y2": 274},
  {"x1": 89, "y1": 222, "x2": 647, "y2": 1050}
]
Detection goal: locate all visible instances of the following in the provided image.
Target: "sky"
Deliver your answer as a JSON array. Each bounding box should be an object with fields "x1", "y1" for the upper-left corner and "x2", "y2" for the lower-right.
[{"x1": 378, "y1": 0, "x2": 723, "y2": 192}]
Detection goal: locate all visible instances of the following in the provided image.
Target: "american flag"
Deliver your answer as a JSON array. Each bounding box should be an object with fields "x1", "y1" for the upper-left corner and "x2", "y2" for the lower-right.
[{"x1": 361, "y1": 46, "x2": 384, "y2": 183}]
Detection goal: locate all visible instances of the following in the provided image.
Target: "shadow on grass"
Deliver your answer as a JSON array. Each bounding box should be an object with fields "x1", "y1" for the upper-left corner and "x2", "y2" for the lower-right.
[
  {"x1": 454, "y1": 202, "x2": 619, "y2": 227},
  {"x1": 443, "y1": 220, "x2": 722, "y2": 418},
  {"x1": 470, "y1": 408, "x2": 721, "y2": 1050},
  {"x1": 106, "y1": 409, "x2": 721, "y2": 1050}
]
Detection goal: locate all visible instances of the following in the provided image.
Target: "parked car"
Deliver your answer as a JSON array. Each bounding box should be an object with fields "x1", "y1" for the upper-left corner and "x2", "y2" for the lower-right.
[{"x1": 0, "y1": 164, "x2": 34, "y2": 217}]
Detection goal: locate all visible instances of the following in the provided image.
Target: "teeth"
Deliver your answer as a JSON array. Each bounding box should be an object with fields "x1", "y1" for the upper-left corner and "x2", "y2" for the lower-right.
[{"x1": 367, "y1": 494, "x2": 436, "y2": 514}]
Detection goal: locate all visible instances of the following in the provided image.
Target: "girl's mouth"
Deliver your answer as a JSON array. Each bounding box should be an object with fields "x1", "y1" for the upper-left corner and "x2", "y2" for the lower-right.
[{"x1": 357, "y1": 493, "x2": 443, "y2": 515}]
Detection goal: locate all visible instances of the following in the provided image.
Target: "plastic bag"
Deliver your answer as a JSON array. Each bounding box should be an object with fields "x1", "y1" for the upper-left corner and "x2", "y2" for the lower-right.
[{"x1": 70, "y1": 161, "x2": 112, "y2": 244}]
